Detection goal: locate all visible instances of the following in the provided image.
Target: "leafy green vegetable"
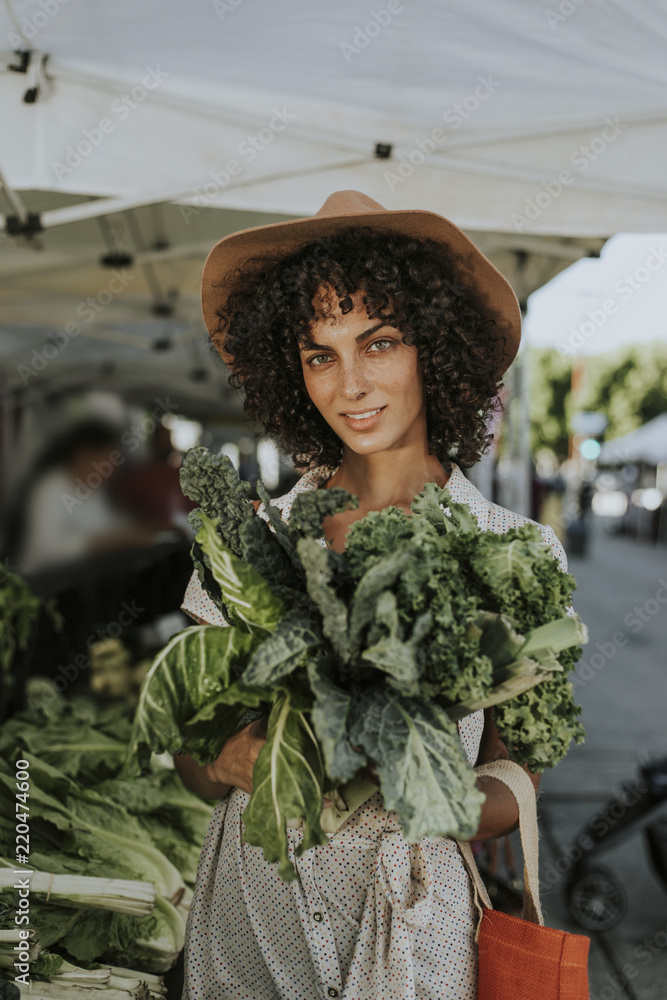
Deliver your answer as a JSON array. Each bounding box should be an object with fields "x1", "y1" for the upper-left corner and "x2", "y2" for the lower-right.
[
  {"x1": 0, "y1": 693, "x2": 206, "y2": 988},
  {"x1": 296, "y1": 538, "x2": 351, "y2": 664},
  {"x1": 0, "y1": 566, "x2": 62, "y2": 699},
  {"x1": 242, "y1": 687, "x2": 327, "y2": 880},
  {"x1": 180, "y1": 445, "x2": 254, "y2": 556},
  {"x1": 132, "y1": 447, "x2": 587, "y2": 880},
  {"x1": 125, "y1": 625, "x2": 257, "y2": 772},
  {"x1": 288, "y1": 486, "x2": 358, "y2": 541},
  {"x1": 0, "y1": 860, "x2": 155, "y2": 916},
  {"x1": 348, "y1": 688, "x2": 485, "y2": 842},
  {"x1": 195, "y1": 513, "x2": 284, "y2": 635},
  {"x1": 0, "y1": 760, "x2": 185, "y2": 906},
  {"x1": 241, "y1": 609, "x2": 326, "y2": 687}
]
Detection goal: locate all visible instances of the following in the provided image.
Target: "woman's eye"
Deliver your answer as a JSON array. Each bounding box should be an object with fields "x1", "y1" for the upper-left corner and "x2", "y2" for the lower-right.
[
  {"x1": 307, "y1": 353, "x2": 330, "y2": 366},
  {"x1": 369, "y1": 339, "x2": 393, "y2": 352}
]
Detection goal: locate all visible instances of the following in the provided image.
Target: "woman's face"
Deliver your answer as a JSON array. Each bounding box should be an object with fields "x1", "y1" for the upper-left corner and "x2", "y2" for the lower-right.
[{"x1": 299, "y1": 286, "x2": 428, "y2": 458}]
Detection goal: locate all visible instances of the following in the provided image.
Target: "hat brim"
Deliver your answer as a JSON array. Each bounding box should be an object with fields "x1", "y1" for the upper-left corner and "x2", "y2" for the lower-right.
[{"x1": 201, "y1": 204, "x2": 521, "y2": 375}]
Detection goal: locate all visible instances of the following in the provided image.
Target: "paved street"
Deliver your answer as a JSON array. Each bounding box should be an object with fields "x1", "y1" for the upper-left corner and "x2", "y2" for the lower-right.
[{"x1": 535, "y1": 518, "x2": 667, "y2": 999}]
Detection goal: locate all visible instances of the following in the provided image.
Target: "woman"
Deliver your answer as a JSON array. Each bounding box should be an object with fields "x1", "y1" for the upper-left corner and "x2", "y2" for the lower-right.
[{"x1": 174, "y1": 191, "x2": 568, "y2": 999}]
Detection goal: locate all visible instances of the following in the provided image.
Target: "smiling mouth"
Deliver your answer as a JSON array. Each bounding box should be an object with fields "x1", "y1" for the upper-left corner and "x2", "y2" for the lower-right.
[{"x1": 341, "y1": 406, "x2": 386, "y2": 420}]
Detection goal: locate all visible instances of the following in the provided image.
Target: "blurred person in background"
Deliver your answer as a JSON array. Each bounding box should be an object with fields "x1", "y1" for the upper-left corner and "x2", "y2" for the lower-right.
[
  {"x1": 8, "y1": 418, "x2": 156, "y2": 576},
  {"x1": 113, "y1": 423, "x2": 197, "y2": 534}
]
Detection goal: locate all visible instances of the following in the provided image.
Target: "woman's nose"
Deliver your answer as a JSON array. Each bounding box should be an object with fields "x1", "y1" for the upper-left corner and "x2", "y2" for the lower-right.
[{"x1": 338, "y1": 358, "x2": 372, "y2": 399}]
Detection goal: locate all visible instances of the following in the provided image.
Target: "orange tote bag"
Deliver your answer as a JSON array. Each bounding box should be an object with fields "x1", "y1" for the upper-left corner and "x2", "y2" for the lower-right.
[{"x1": 457, "y1": 760, "x2": 590, "y2": 1000}]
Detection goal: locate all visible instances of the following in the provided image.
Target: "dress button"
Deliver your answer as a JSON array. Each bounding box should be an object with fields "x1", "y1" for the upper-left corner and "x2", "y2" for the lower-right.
[
  {"x1": 313, "y1": 911, "x2": 323, "y2": 922},
  {"x1": 327, "y1": 990, "x2": 339, "y2": 998}
]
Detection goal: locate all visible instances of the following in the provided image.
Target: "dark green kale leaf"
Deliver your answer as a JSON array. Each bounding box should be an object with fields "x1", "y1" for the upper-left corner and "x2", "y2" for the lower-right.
[
  {"x1": 288, "y1": 486, "x2": 358, "y2": 542},
  {"x1": 297, "y1": 537, "x2": 352, "y2": 665},
  {"x1": 238, "y1": 513, "x2": 304, "y2": 603},
  {"x1": 255, "y1": 479, "x2": 303, "y2": 574},
  {"x1": 242, "y1": 608, "x2": 328, "y2": 687},
  {"x1": 307, "y1": 657, "x2": 365, "y2": 784},
  {"x1": 348, "y1": 687, "x2": 485, "y2": 842},
  {"x1": 180, "y1": 446, "x2": 254, "y2": 557}
]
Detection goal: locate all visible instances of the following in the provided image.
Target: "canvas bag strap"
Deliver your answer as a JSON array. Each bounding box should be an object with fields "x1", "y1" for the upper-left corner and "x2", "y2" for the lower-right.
[
  {"x1": 456, "y1": 759, "x2": 544, "y2": 932},
  {"x1": 456, "y1": 838, "x2": 492, "y2": 940}
]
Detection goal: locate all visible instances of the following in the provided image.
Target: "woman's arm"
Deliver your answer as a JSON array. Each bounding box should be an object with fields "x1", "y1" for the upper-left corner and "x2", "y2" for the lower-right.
[{"x1": 468, "y1": 707, "x2": 540, "y2": 840}]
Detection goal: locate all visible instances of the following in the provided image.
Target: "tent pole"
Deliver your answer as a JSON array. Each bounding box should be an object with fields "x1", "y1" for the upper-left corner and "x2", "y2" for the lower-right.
[{"x1": 0, "y1": 165, "x2": 29, "y2": 224}]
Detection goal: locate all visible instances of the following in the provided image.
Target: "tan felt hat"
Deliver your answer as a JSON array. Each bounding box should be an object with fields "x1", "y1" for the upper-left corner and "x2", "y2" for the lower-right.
[{"x1": 201, "y1": 189, "x2": 521, "y2": 374}]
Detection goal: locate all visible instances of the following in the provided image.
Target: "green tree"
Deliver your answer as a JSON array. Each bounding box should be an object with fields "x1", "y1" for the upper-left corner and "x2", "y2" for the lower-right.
[
  {"x1": 581, "y1": 342, "x2": 667, "y2": 441},
  {"x1": 527, "y1": 347, "x2": 572, "y2": 461},
  {"x1": 525, "y1": 342, "x2": 667, "y2": 460}
]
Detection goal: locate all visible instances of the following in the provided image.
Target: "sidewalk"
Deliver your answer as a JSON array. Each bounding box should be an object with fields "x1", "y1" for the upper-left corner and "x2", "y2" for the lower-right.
[{"x1": 537, "y1": 519, "x2": 667, "y2": 999}]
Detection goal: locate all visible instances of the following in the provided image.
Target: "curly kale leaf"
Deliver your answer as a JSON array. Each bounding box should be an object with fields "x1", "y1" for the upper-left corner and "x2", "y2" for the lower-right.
[
  {"x1": 493, "y1": 664, "x2": 585, "y2": 772},
  {"x1": 287, "y1": 486, "x2": 358, "y2": 542},
  {"x1": 344, "y1": 506, "x2": 419, "y2": 582},
  {"x1": 347, "y1": 518, "x2": 490, "y2": 708},
  {"x1": 410, "y1": 483, "x2": 480, "y2": 536},
  {"x1": 469, "y1": 523, "x2": 576, "y2": 629},
  {"x1": 180, "y1": 446, "x2": 254, "y2": 557}
]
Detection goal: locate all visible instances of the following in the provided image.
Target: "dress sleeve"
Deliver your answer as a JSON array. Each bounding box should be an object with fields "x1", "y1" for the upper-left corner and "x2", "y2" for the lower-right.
[
  {"x1": 181, "y1": 570, "x2": 229, "y2": 627},
  {"x1": 539, "y1": 524, "x2": 575, "y2": 617}
]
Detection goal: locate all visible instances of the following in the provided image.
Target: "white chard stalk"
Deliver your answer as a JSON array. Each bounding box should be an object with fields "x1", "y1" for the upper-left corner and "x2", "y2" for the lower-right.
[{"x1": 0, "y1": 867, "x2": 155, "y2": 915}]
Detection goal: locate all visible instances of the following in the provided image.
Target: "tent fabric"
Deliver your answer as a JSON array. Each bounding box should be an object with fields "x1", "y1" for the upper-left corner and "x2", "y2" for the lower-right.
[
  {"x1": 599, "y1": 414, "x2": 667, "y2": 467},
  {"x1": 1, "y1": 0, "x2": 667, "y2": 235},
  {"x1": 0, "y1": 0, "x2": 661, "y2": 435}
]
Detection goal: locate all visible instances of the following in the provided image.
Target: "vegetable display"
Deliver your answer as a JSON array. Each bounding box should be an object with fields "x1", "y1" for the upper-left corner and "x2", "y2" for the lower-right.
[
  {"x1": 0, "y1": 690, "x2": 212, "y2": 995},
  {"x1": 127, "y1": 447, "x2": 587, "y2": 880},
  {"x1": 0, "y1": 567, "x2": 61, "y2": 711}
]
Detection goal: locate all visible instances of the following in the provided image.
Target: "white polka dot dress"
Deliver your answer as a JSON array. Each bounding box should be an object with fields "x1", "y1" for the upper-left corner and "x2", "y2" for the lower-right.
[{"x1": 180, "y1": 463, "x2": 570, "y2": 999}]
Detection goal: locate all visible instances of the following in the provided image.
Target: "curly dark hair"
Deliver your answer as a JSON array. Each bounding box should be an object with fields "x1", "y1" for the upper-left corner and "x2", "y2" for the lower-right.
[{"x1": 210, "y1": 226, "x2": 506, "y2": 471}]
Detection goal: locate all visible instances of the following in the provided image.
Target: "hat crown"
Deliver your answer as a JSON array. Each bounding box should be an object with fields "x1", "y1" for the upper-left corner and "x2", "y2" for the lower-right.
[
  {"x1": 201, "y1": 189, "x2": 521, "y2": 375},
  {"x1": 314, "y1": 190, "x2": 388, "y2": 220}
]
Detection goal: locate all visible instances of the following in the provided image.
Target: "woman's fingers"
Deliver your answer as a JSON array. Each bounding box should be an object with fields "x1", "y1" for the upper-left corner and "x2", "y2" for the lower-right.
[{"x1": 208, "y1": 720, "x2": 267, "y2": 793}]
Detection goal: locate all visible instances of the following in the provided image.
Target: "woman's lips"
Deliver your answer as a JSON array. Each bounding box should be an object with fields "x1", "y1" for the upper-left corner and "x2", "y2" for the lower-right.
[{"x1": 339, "y1": 405, "x2": 387, "y2": 431}]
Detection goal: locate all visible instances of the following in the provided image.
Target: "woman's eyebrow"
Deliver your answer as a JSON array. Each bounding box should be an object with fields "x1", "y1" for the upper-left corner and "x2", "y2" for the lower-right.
[{"x1": 300, "y1": 320, "x2": 395, "y2": 352}]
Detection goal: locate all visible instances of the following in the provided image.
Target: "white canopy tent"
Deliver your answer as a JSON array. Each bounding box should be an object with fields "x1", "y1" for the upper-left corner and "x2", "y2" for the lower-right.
[
  {"x1": 0, "y1": 0, "x2": 665, "y2": 505},
  {"x1": 2, "y1": 0, "x2": 666, "y2": 232},
  {"x1": 599, "y1": 413, "x2": 667, "y2": 467}
]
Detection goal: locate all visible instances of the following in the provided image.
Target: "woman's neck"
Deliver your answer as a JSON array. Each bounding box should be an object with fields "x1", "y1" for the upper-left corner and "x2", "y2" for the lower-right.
[{"x1": 322, "y1": 448, "x2": 451, "y2": 512}]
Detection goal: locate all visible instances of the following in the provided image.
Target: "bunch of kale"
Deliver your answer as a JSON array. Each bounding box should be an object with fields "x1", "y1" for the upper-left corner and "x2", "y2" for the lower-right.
[{"x1": 127, "y1": 447, "x2": 586, "y2": 881}]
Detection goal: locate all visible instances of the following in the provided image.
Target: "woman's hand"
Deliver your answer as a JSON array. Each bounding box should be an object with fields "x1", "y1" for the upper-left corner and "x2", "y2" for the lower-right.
[
  {"x1": 173, "y1": 718, "x2": 267, "y2": 800},
  {"x1": 203, "y1": 717, "x2": 268, "y2": 795}
]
